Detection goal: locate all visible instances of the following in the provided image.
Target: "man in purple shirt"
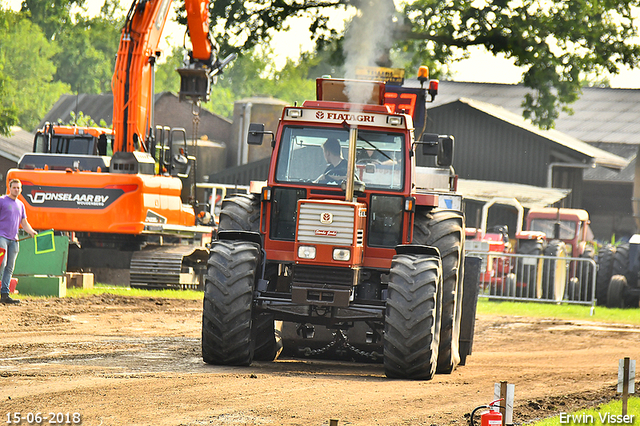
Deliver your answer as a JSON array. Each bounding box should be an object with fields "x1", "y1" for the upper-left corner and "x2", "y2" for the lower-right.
[{"x1": 0, "y1": 179, "x2": 37, "y2": 304}]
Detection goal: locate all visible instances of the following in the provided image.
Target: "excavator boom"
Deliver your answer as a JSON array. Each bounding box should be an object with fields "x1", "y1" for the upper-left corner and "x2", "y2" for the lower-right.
[{"x1": 112, "y1": 0, "x2": 216, "y2": 153}]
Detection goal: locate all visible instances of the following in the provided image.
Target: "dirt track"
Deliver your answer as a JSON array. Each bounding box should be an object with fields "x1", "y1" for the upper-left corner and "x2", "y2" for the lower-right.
[{"x1": 0, "y1": 295, "x2": 638, "y2": 426}]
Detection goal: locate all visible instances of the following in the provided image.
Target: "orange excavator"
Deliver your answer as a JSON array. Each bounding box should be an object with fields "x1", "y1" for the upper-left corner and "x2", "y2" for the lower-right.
[{"x1": 7, "y1": 0, "x2": 234, "y2": 288}]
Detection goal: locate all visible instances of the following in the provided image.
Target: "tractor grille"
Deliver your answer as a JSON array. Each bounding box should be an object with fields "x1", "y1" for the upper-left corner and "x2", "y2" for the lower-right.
[
  {"x1": 297, "y1": 203, "x2": 354, "y2": 246},
  {"x1": 292, "y1": 265, "x2": 355, "y2": 287}
]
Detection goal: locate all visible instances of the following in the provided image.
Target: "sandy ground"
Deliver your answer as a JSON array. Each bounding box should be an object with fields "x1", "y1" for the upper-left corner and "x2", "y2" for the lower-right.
[{"x1": 0, "y1": 294, "x2": 638, "y2": 426}]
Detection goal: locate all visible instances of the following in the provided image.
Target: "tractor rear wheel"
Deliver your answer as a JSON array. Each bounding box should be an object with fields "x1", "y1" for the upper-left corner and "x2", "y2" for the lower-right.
[
  {"x1": 606, "y1": 275, "x2": 627, "y2": 309},
  {"x1": 541, "y1": 240, "x2": 567, "y2": 301},
  {"x1": 595, "y1": 245, "x2": 616, "y2": 306},
  {"x1": 218, "y1": 193, "x2": 260, "y2": 232},
  {"x1": 384, "y1": 254, "x2": 442, "y2": 380},
  {"x1": 613, "y1": 243, "x2": 630, "y2": 276},
  {"x1": 202, "y1": 240, "x2": 260, "y2": 365},
  {"x1": 253, "y1": 315, "x2": 283, "y2": 361},
  {"x1": 413, "y1": 209, "x2": 464, "y2": 374}
]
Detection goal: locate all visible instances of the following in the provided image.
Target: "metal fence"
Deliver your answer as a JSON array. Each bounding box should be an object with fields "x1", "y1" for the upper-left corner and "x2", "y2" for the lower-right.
[{"x1": 465, "y1": 251, "x2": 597, "y2": 309}]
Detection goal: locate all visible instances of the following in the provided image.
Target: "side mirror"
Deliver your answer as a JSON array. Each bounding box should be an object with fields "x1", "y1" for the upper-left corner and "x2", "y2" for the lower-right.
[
  {"x1": 420, "y1": 133, "x2": 439, "y2": 156},
  {"x1": 247, "y1": 123, "x2": 265, "y2": 145},
  {"x1": 437, "y1": 135, "x2": 454, "y2": 167}
]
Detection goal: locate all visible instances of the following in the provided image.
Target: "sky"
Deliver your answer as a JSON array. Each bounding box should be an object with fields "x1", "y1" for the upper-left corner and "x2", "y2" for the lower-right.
[{"x1": 4, "y1": 0, "x2": 640, "y2": 88}]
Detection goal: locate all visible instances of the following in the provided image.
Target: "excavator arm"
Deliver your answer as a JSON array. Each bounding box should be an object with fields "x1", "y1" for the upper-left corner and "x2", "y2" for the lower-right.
[{"x1": 112, "y1": 0, "x2": 230, "y2": 153}]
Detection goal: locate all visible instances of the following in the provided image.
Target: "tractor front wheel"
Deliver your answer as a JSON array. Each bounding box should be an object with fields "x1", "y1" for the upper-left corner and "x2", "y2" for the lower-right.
[
  {"x1": 202, "y1": 240, "x2": 260, "y2": 365},
  {"x1": 413, "y1": 209, "x2": 464, "y2": 374},
  {"x1": 384, "y1": 254, "x2": 442, "y2": 380}
]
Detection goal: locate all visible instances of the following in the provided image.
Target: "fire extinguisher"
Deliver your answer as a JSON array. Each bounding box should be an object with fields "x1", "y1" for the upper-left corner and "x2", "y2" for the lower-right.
[{"x1": 469, "y1": 399, "x2": 504, "y2": 426}]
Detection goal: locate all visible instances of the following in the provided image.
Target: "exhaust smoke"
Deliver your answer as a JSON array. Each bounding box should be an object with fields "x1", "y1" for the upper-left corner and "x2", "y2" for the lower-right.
[{"x1": 342, "y1": 0, "x2": 396, "y2": 106}]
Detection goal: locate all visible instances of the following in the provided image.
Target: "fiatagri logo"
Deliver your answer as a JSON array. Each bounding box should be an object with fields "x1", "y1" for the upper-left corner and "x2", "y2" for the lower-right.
[
  {"x1": 315, "y1": 111, "x2": 375, "y2": 122},
  {"x1": 22, "y1": 185, "x2": 125, "y2": 210}
]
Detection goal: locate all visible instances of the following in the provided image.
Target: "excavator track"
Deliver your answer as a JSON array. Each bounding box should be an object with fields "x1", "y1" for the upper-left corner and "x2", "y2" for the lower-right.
[{"x1": 130, "y1": 244, "x2": 209, "y2": 289}]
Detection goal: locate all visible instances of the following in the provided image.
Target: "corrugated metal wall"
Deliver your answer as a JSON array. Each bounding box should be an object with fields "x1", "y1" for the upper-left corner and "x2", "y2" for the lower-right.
[
  {"x1": 423, "y1": 102, "x2": 583, "y2": 208},
  {"x1": 208, "y1": 157, "x2": 270, "y2": 185}
]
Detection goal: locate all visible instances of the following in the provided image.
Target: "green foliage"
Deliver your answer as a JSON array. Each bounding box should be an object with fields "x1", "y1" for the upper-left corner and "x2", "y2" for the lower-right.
[
  {"x1": 0, "y1": 8, "x2": 69, "y2": 131},
  {"x1": 0, "y1": 70, "x2": 19, "y2": 136},
  {"x1": 155, "y1": 46, "x2": 185, "y2": 94},
  {"x1": 18, "y1": 0, "x2": 125, "y2": 94},
  {"x1": 476, "y1": 299, "x2": 640, "y2": 325},
  {"x1": 64, "y1": 111, "x2": 109, "y2": 128},
  {"x1": 66, "y1": 284, "x2": 203, "y2": 300},
  {"x1": 51, "y1": 3, "x2": 124, "y2": 94},
  {"x1": 19, "y1": 0, "x2": 86, "y2": 41}
]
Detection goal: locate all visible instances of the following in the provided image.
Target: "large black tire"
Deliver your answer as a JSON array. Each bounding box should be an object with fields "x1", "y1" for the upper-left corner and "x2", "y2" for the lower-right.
[
  {"x1": 413, "y1": 209, "x2": 464, "y2": 374},
  {"x1": 595, "y1": 245, "x2": 616, "y2": 306},
  {"x1": 613, "y1": 243, "x2": 630, "y2": 276},
  {"x1": 253, "y1": 315, "x2": 283, "y2": 361},
  {"x1": 218, "y1": 193, "x2": 260, "y2": 231},
  {"x1": 202, "y1": 240, "x2": 260, "y2": 365},
  {"x1": 384, "y1": 254, "x2": 442, "y2": 380},
  {"x1": 606, "y1": 275, "x2": 627, "y2": 309},
  {"x1": 217, "y1": 194, "x2": 283, "y2": 360},
  {"x1": 517, "y1": 239, "x2": 544, "y2": 298}
]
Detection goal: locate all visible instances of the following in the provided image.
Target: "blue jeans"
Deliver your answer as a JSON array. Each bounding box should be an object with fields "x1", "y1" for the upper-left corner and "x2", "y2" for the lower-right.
[{"x1": 0, "y1": 237, "x2": 19, "y2": 295}]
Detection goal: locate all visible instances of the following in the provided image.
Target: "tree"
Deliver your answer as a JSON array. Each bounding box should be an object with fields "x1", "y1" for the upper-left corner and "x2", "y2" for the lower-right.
[
  {"x1": 155, "y1": 46, "x2": 185, "y2": 94},
  {"x1": 184, "y1": 0, "x2": 640, "y2": 129},
  {"x1": 155, "y1": 45, "x2": 316, "y2": 119},
  {"x1": 20, "y1": 0, "x2": 125, "y2": 94},
  {"x1": 19, "y1": 0, "x2": 86, "y2": 41},
  {"x1": 0, "y1": 71, "x2": 19, "y2": 136},
  {"x1": 0, "y1": 8, "x2": 69, "y2": 131}
]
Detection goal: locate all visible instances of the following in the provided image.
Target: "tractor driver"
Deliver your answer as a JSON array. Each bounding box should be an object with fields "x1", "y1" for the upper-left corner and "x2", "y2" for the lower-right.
[{"x1": 315, "y1": 137, "x2": 347, "y2": 184}]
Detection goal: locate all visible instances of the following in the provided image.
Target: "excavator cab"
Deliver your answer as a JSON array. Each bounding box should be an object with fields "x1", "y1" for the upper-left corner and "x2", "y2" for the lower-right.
[{"x1": 33, "y1": 124, "x2": 114, "y2": 156}]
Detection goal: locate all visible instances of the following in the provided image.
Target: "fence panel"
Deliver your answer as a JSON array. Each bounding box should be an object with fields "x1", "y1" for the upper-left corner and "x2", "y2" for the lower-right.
[{"x1": 466, "y1": 250, "x2": 597, "y2": 308}]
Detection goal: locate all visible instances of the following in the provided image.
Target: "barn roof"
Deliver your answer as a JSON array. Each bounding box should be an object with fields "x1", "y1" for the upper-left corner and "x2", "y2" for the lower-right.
[
  {"x1": 0, "y1": 127, "x2": 33, "y2": 162},
  {"x1": 423, "y1": 80, "x2": 640, "y2": 145},
  {"x1": 458, "y1": 179, "x2": 571, "y2": 208},
  {"x1": 453, "y1": 97, "x2": 629, "y2": 169}
]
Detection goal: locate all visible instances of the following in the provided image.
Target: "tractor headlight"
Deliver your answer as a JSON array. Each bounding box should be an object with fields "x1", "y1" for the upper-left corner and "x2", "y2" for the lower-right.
[
  {"x1": 333, "y1": 248, "x2": 351, "y2": 261},
  {"x1": 298, "y1": 245, "x2": 316, "y2": 259}
]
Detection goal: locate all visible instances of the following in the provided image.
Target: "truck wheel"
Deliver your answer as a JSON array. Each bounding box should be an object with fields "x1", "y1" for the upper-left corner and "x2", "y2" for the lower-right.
[
  {"x1": 253, "y1": 315, "x2": 283, "y2": 361},
  {"x1": 518, "y1": 239, "x2": 543, "y2": 298},
  {"x1": 202, "y1": 240, "x2": 259, "y2": 365},
  {"x1": 384, "y1": 254, "x2": 442, "y2": 380},
  {"x1": 218, "y1": 193, "x2": 260, "y2": 231},
  {"x1": 413, "y1": 209, "x2": 464, "y2": 374},
  {"x1": 595, "y1": 245, "x2": 616, "y2": 306},
  {"x1": 541, "y1": 240, "x2": 567, "y2": 301},
  {"x1": 606, "y1": 275, "x2": 627, "y2": 309}
]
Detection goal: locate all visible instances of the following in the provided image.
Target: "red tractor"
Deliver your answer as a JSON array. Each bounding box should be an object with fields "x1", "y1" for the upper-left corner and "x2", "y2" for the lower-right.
[
  {"x1": 466, "y1": 199, "x2": 595, "y2": 302},
  {"x1": 200, "y1": 71, "x2": 479, "y2": 379}
]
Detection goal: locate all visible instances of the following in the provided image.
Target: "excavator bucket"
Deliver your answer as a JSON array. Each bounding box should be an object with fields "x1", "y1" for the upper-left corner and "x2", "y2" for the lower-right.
[{"x1": 178, "y1": 67, "x2": 210, "y2": 103}]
